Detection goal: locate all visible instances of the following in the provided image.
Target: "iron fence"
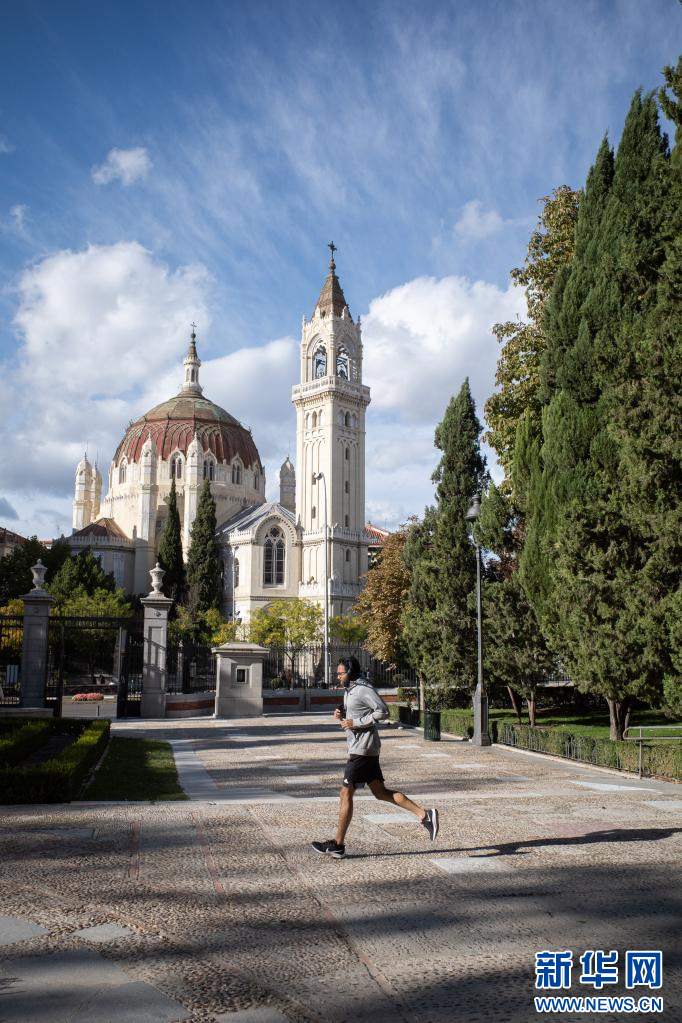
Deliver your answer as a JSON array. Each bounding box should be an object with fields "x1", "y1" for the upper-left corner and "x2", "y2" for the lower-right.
[
  {"x1": 262, "y1": 643, "x2": 417, "y2": 690},
  {"x1": 166, "y1": 641, "x2": 217, "y2": 694},
  {"x1": 0, "y1": 615, "x2": 23, "y2": 706}
]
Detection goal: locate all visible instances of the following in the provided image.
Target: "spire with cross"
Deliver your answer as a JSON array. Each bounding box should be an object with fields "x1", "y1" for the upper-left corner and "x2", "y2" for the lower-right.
[{"x1": 328, "y1": 240, "x2": 337, "y2": 270}]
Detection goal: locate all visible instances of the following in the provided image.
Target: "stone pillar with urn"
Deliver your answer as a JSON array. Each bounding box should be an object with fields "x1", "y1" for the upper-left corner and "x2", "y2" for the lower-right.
[
  {"x1": 19, "y1": 560, "x2": 55, "y2": 715},
  {"x1": 140, "y1": 562, "x2": 173, "y2": 718}
]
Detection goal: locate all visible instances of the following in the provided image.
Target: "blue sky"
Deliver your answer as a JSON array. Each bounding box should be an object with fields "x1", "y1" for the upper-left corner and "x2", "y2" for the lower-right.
[{"x1": 0, "y1": 0, "x2": 680, "y2": 539}]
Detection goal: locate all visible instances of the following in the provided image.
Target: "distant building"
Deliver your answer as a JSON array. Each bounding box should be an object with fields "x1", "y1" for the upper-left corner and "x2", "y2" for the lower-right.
[
  {"x1": 0, "y1": 526, "x2": 27, "y2": 560},
  {"x1": 69, "y1": 249, "x2": 373, "y2": 621},
  {"x1": 365, "y1": 522, "x2": 390, "y2": 568}
]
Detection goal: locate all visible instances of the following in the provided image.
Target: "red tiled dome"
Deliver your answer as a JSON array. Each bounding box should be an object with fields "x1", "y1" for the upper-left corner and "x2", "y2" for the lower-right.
[{"x1": 113, "y1": 394, "x2": 262, "y2": 469}]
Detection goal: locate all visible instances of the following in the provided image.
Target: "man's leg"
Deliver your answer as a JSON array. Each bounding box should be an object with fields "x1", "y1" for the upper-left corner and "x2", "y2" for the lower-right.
[
  {"x1": 368, "y1": 779, "x2": 424, "y2": 819},
  {"x1": 369, "y1": 779, "x2": 440, "y2": 840},
  {"x1": 335, "y1": 784, "x2": 354, "y2": 845}
]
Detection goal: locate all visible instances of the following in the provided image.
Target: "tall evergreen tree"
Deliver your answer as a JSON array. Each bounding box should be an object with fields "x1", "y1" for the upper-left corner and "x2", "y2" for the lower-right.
[
  {"x1": 157, "y1": 477, "x2": 186, "y2": 602},
  {"x1": 186, "y1": 480, "x2": 221, "y2": 613},
  {"x1": 477, "y1": 483, "x2": 555, "y2": 725},
  {"x1": 402, "y1": 381, "x2": 488, "y2": 695},
  {"x1": 521, "y1": 88, "x2": 677, "y2": 739},
  {"x1": 485, "y1": 186, "x2": 580, "y2": 484}
]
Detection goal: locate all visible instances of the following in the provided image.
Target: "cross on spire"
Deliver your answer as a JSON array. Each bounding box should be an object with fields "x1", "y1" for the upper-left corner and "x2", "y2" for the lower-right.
[
  {"x1": 190, "y1": 321, "x2": 197, "y2": 337},
  {"x1": 327, "y1": 241, "x2": 337, "y2": 269}
]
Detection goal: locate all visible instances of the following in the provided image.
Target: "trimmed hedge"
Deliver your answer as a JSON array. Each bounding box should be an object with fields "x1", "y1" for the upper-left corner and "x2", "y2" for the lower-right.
[
  {"x1": 499, "y1": 723, "x2": 682, "y2": 782},
  {"x1": 390, "y1": 704, "x2": 680, "y2": 780},
  {"x1": 0, "y1": 720, "x2": 53, "y2": 767},
  {"x1": 389, "y1": 704, "x2": 498, "y2": 741},
  {"x1": 0, "y1": 719, "x2": 111, "y2": 804}
]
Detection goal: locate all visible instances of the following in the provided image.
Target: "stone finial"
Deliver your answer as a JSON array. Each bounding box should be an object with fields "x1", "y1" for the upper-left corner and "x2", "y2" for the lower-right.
[
  {"x1": 150, "y1": 562, "x2": 166, "y2": 595},
  {"x1": 30, "y1": 560, "x2": 48, "y2": 592}
]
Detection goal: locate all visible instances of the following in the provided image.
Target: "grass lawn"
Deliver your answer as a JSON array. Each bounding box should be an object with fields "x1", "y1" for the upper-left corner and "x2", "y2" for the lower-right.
[
  {"x1": 488, "y1": 706, "x2": 682, "y2": 738},
  {"x1": 84, "y1": 737, "x2": 188, "y2": 801}
]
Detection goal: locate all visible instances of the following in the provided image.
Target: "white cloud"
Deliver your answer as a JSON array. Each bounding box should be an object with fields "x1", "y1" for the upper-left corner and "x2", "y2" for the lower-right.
[
  {"x1": 92, "y1": 146, "x2": 152, "y2": 186},
  {"x1": 1, "y1": 243, "x2": 211, "y2": 512},
  {"x1": 10, "y1": 204, "x2": 27, "y2": 233},
  {"x1": 360, "y1": 273, "x2": 526, "y2": 528},
  {"x1": 362, "y1": 274, "x2": 525, "y2": 424},
  {"x1": 453, "y1": 200, "x2": 531, "y2": 243},
  {"x1": 454, "y1": 200, "x2": 505, "y2": 240},
  {"x1": 0, "y1": 135, "x2": 14, "y2": 154}
]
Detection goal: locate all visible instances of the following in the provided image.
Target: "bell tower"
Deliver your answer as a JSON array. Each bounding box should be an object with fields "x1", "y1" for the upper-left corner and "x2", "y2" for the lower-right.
[{"x1": 292, "y1": 244, "x2": 371, "y2": 615}]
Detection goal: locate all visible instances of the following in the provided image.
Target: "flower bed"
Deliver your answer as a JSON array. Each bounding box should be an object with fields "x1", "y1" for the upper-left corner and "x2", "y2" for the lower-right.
[{"x1": 72, "y1": 692, "x2": 105, "y2": 702}]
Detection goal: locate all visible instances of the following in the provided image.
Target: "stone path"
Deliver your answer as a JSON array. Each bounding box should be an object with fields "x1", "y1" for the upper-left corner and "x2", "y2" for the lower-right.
[{"x1": 0, "y1": 714, "x2": 680, "y2": 1022}]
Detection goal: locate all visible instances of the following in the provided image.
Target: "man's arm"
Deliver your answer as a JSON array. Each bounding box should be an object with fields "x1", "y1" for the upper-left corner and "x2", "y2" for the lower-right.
[{"x1": 351, "y1": 688, "x2": 389, "y2": 729}]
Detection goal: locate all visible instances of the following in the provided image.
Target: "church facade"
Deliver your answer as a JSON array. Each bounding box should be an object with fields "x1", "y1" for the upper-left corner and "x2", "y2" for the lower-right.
[{"x1": 69, "y1": 252, "x2": 371, "y2": 622}]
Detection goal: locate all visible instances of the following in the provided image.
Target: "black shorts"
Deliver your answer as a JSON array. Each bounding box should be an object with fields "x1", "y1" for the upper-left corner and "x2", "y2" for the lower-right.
[{"x1": 342, "y1": 755, "x2": 384, "y2": 788}]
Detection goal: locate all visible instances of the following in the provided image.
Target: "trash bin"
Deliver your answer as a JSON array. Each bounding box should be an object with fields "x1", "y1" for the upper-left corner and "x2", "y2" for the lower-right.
[
  {"x1": 398, "y1": 705, "x2": 411, "y2": 725},
  {"x1": 424, "y1": 710, "x2": 441, "y2": 741}
]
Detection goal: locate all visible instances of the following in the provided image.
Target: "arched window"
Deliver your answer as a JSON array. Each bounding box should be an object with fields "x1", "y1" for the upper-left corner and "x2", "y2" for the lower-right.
[
  {"x1": 345, "y1": 515, "x2": 349, "y2": 527},
  {"x1": 318, "y1": 410, "x2": 324, "y2": 428},
  {"x1": 336, "y1": 347, "x2": 350, "y2": 379},
  {"x1": 311, "y1": 505, "x2": 316, "y2": 519},
  {"x1": 345, "y1": 549, "x2": 351, "y2": 562},
  {"x1": 313, "y1": 345, "x2": 327, "y2": 378},
  {"x1": 171, "y1": 456, "x2": 182, "y2": 480},
  {"x1": 254, "y1": 471, "x2": 259, "y2": 490},
  {"x1": 344, "y1": 480, "x2": 349, "y2": 494},
  {"x1": 232, "y1": 462, "x2": 242, "y2": 485},
  {"x1": 118, "y1": 462, "x2": 127, "y2": 484},
  {"x1": 263, "y1": 526, "x2": 285, "y2": 585},
  {"x1": 345, "y1": 446, "x2": 350, "y2": 461},
  {"x1": 234, "y1": 557, "x2": 239, "y2": 589},
  {"x1": 203, "y1": 459, "x2": 214, "y2": 481},
  {"x1": 344, "y1": 412, "x2": 351, "y2": 428},
  {"x1": 311, "y1": 411, "x2": 317, "y2": 429},
  {"x1": 351, "y1": 413, "x2": 357, "y2": 429}
]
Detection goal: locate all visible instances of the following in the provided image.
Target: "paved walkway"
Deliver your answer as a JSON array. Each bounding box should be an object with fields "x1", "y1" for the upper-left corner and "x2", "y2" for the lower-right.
[{"x1": 0, "y1": 714, "x2": 680, "y2": 1022}]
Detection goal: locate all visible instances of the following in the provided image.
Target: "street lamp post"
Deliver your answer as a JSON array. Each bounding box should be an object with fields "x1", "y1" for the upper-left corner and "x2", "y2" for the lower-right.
[
  {"x1": 312, "y1": 472, "x2": 330, "y2": 690},
  {"x1": 465, "y1": 493, "x2": 492, "y2": 747}
]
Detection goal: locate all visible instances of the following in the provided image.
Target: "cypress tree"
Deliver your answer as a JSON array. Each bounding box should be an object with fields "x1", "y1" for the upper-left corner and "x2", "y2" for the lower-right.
[
  {"x1": 521, "y1": 88, "x2": 676, "y2": 739},
  {"x1": 157, "y1": 477, "x2": 186, "y2": 602},
  {"x1": 402, "y1": 380, "x2": 488, "y2": 696},
  {"x1": 186, "y1": 480, "x2": 222, "y2": 613}
]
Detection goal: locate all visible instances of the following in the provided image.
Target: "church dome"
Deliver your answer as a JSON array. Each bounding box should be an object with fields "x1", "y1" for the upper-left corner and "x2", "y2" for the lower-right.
[
  {"x1": 112, "y1": 330, "x2": 262, "y2": 470},
  {"x1": 113, "y1": 392, "x2": 261, "y2": 468}
]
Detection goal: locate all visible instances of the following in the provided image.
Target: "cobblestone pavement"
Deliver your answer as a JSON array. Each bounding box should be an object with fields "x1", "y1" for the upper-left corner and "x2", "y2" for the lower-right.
[{"x1": 0, "y1": 714, "x2": 680, "y2": 1022}]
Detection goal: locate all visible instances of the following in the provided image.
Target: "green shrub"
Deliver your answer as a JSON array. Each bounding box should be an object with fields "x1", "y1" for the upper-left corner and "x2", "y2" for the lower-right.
[
  {"x1": 0, "y1": 720, "x2": 110, "y2": 804},
  {"x1": 0, "y1": 720, "x2": 53, "y2": 767},
  {"x1": 498, "y1": 722, "x2": 682, "y2": 781}
]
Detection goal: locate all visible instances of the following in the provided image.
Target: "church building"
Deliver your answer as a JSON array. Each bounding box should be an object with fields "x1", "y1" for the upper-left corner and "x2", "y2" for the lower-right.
[{"x1": 69, "y1": 250, "x2": 371, "y2": 622}]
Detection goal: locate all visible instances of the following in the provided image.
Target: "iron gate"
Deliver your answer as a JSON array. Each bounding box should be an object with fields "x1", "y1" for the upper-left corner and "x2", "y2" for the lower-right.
[
  {"x1": 0, "y1": 615, "x2": 23, "y2": 707},
  {"x1": 46, "y1": 615, "x2": 142, "y2": 718}
]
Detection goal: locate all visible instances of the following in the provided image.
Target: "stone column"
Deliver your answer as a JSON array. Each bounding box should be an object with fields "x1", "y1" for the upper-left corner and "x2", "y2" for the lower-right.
[
  {"x1": 140, "y1": 563, "x2": 173, "y2": 718},
  {"x1": 214, "y1": 643, "x2": 268, "y2": 719},
  {"x1": 20, "y1": 561, "x2": 55, "y2": 712}
]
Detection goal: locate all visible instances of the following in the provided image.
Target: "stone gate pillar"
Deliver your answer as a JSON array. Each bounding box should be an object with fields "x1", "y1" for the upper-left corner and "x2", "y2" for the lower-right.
[
  {"x1": 214, "y1": 643, "x2": 267, "y2": 719},
  {"x1": 140, "y1": 563, "x2": 173, "y2": 718},
  {"x1": 20, "y1": 561, "x2": 55, "y2": 712}
]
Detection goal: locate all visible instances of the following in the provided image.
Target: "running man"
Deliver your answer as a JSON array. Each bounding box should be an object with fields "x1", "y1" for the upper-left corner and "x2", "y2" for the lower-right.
[{"x1": 312, "y1": 656, "x2": 439, "y2": 859}]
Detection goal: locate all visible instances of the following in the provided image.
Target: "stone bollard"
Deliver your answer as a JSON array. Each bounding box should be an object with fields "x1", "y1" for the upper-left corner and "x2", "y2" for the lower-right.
[
  {"x1": 19, "y1": 561, "x2": 55, "y2": 714},
  {"x1": 214, "y1": 643, "x2": 268, "y2": 719},
  {"x1": 140, "y1": 563, "x2": 173, "y2": 718}
]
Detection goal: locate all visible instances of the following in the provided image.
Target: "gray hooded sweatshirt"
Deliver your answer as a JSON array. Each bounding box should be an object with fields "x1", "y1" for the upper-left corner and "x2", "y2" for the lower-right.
[{"x1": 342, "y1": 680, "x2": 389, "y2": 756}]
